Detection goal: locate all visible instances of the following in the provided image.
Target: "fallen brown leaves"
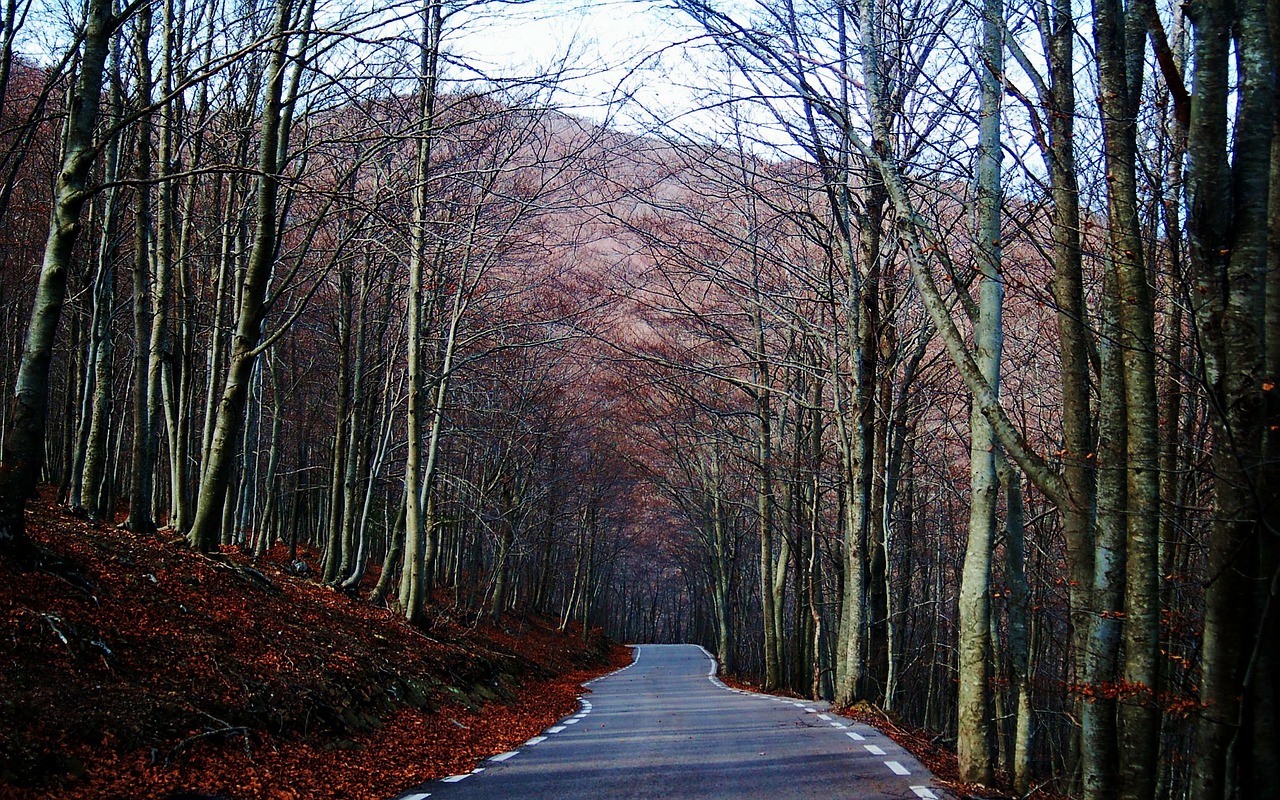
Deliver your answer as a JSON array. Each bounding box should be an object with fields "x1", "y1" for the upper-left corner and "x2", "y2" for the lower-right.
[{"x1": 1, "y1": 488, "x2": 629, "y2": 800}]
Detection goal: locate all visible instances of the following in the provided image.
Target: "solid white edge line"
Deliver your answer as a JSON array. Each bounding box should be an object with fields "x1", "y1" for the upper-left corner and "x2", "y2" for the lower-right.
[
  {"x1": 490, "y1": 751, "x2": 519, "y2": 762},
  {"x1": 695, "y1": 644, "x2": 718, "y2": 678},
  {"x1": 885, "y1": 761, "x2": 910, "y2": 776},
  {"x1": 910, "y1": 787, "x2": 939, "y2": 799},
  {"x1": 864, "y1": 744, "x2": 887, "y2": 755}
]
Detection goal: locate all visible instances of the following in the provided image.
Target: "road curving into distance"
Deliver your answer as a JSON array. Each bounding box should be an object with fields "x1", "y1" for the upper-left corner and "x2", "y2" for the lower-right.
[{"x1": 392, "y1": 643, "x2": 949, "y2": 800}]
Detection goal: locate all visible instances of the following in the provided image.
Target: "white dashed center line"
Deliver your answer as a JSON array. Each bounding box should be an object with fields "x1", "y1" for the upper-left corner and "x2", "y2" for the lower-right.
[
  {"x1": 490, "y1": 751, "x2": 519, "y2": 762},
  {"x1": 546, "y1": 725, "x2": 566, "y2": 734},
  {"x1": 885, "y1": 761, "x2": 910, "y2": 776},
  {"x1": 845, "y1": 731, "x2": 865, "y2": 741},
  {"x1": 441, "y1": 774, "x2": 469, "y2": 783},
  {"x1": 864, "y1": 744, "x2": 887, "y2": 756},
  {"x1": 911, "y1": 787, "x2": 940, "y2": 799},
  {"x1": 565, "y1": 718, "x2": 581, "y2": 725},
  {"x1": 817, "y1": 714, "x2": 831, "y2": 720},
  {"x1": 525, "y1": 735, "x2": 547, "y2": 746}
]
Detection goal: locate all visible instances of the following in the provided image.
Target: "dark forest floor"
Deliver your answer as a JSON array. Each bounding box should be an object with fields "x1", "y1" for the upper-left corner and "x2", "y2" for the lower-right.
[{"x1": 1, "y1": 488, "x2": 629, "y2": 800}]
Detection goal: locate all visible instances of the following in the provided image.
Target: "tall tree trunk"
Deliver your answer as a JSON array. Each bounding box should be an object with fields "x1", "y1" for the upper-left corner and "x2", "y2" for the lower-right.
[
  {"x1": 1093, "y1": 2, "x2": 1162, "y2": 794},
  {"x1": 336, "y1": 269, "x2": 368, "y2": 582},
  {"x1": 188, "y1": 0, "x2": 294, "y2": 552},
  {"x1": 126, "y1": 4, "x2": 156, "y2": 534},
  {"x1": 72, "y1": 41, "x2": 123, "y2": 519},
  {"x1": 0, "y1": 0, "x2": 121, "y2": 557},
  {"x1": 998, "y1": 459, "x2": 1034, "y2": 794},
  {"x1": 753, "y1": 292, "x2": 780, "y2": 689},
  {"x1": 398, "y1": 0, "x2": 441, "y2": 623},
  {"x1": 1187, "y1": 0, "x2": 1275, "y2": 794},
  {"x1": 322, "y1": 269, "x2": 352, "y2": 583},
  {"x1": 1082, "y1": 270, "x2": 1129, "y2": 800},
  {"x1": 148, "y1": 0, "x2": 177, "y2": 529},
  {"x1": 957, "y1": 0, "x2": 1003, "y2": 779},
  {"x1": 254, "y1": 356, "x2": 283, "y2": 558}
]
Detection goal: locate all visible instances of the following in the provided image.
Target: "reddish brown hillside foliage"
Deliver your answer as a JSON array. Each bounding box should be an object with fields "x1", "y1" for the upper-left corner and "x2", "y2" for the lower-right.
[{"x1": 1, "y1": 489, "x2": 629, "y2": 799}]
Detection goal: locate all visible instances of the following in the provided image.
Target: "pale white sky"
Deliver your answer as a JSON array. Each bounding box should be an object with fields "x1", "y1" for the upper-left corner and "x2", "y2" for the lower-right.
[{"x1": 445, "y1": 0, "x2": 722, "y2": 134}]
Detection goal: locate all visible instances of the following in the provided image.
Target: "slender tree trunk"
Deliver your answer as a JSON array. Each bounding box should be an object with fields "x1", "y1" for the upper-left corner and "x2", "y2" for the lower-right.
[
  {"x1": 998, "y1": 459, "x2": 1034, "y2": 794},
  {"x1": 148, "y1": 0, "x2": 177, "y2": 528},
  {"x1": 753, "y1": 299, "x2": 780, "y2": 689},
  {"x1": 336, "y1": 271, "x2": 368, "y2": 581},
  {"x1": 253, "y1": 356, "x2": 284, "y2": 558},
  {"x1": 711, "y1": 459, "x2": 733, "y2": 673},
  {"x1": 1082, "y1": 272, "x2": 1129, "y2": 800},
  {"x1": 322, "y1": 270, "x2": 351, "y2": 583},
  {"x1": 369, "y1": 504, "x2": 404, "y2": 605},
  {"x1": 1037, "y1": 0, "x2": 1099, "y2": 785},
  {"x1": 72, "y1": 43, "x2": 123, "y2": 518},
  {"x1": 399, "y1": 0, "x2": 441, "y2": 623},
  {"x1": 126, "y1": 4, "x2": 156, "y2": 534}
]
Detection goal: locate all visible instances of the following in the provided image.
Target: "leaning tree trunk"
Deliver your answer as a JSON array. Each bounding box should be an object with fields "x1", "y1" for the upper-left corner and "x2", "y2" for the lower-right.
[
  {"x1": 0, "y1": 0, "x2": 121, "y2": 557},
  {"x1": 188, "y1": 0, "x2": 293, "y2": 552}
]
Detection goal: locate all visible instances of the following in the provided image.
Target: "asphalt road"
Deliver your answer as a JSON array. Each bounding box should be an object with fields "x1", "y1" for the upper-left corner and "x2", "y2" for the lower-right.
[{"x1": 392, "y1": 644, "x2": 947, "y2": 800}]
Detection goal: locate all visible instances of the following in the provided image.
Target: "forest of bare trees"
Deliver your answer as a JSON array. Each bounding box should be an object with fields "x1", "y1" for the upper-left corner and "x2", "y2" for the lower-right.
[{"x1": 0, "y1": 0, "x2": 1275, "y2": 797}]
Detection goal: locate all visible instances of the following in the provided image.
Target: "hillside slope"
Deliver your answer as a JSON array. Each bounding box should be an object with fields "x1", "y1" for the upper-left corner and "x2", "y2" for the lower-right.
[{"x1": 1, "y1": 490, "x2": 628, "y2": 799}]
